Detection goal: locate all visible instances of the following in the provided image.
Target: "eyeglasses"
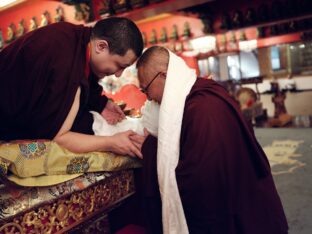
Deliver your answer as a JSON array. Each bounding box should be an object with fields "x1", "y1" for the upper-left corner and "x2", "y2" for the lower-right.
[{"x1": 140, "y1": 72, "x2": 161, "y2": 94}]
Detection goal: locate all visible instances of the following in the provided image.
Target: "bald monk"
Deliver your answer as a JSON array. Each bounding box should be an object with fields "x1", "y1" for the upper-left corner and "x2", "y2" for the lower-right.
[
  {"x1": 0, "y1": 17, "x2": 143, "y2": 157},
  {"x1": 131, "y1": 46, "x2": 288, "y2": 234}
]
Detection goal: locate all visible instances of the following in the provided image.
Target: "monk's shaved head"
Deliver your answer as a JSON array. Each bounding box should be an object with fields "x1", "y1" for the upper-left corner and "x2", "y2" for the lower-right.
[
  {"x1": 136, "y1": 46, "x2": 169, "y2": 76},
  {"x1": 136, "y1": 46, "x2": 169, "y2": 103}
]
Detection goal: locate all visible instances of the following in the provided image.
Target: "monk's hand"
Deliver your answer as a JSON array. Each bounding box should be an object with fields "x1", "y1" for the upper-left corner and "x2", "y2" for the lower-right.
[
  {"x1": 129, "y1": 128, "x2": 150, "y2": 158},
  {"x1": 110, "y1": 130, "x2": 143, "y2": 158},
  {"x1": 101, "y1": 100, "x2": 126, "y2": 125}
]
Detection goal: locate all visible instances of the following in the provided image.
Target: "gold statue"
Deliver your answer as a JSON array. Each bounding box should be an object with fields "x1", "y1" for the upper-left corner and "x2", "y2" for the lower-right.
[
  {"x1": 40, "y1": 11, "x2": 50, "y2": 27},
  {"x1": 0, "y1": 30, "x2": 4, "y2": 49},
  {"x1": 142, "y1": 32, "x2": 147, "y2": 47},
  {"x1": 159, "y1": 27, "x2": 168, "y2": 43},
  {"x1": 182, "y1": 22, "x2": 191, "y2": 39},
  {"x1": 149, "y1": 29, "x2": 158, "y2": 44},
  {"x1": 170, "y1": 24, "x2": 179, "y2": 41},
  {"x1": 16, "y1": 19, "x2": 25, "y2": 37},
  {"x1": 239, "y1": 30, "x2": 246, "y2": 41},
  {"x1": 218, "y1": 34, "x2": 227, "y2": 53},
  {"x1": 271, "y1": 82, "x2": 288, "y2": 118},
  {"x1": 54, "y1": 6, "x2": 65, "y2": 23},
  {"x1": 75, "y1": 3, "x2": 91, "y2": 22},
  {"x1": 227, "y1": 32, "x2": 238, "y2": 51},
  {"x1": 29, "y1": 17, "x2": 38, "y2": 31},
  {"x1": 6, "y1": 23, "x2": 15, "y2": 43}
]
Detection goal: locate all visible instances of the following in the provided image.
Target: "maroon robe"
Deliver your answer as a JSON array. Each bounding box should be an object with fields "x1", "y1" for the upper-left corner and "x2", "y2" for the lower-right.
[
  {"x1": 141, "y1": 78, "x2": 288, "y2": 234},
  {"x1": 0, "y1": 22, "x2": 107, "y2": 140}
]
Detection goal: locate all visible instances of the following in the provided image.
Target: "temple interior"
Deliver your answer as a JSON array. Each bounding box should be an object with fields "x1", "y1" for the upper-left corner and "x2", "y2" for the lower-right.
[{"x1": 0, "y1": 0, "x2": 312, "y2": 233}]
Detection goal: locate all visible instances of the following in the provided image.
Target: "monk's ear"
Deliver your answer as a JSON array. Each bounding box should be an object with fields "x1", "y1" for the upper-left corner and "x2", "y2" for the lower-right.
[{"x1": 94, "y1": 40, "x2": 109, "y2": 54}]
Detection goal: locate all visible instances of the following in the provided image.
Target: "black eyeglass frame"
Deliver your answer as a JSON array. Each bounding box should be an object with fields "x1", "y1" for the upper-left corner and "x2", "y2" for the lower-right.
[{"x1": 140, "y1": 72, "x2": 162, "y2": 94}]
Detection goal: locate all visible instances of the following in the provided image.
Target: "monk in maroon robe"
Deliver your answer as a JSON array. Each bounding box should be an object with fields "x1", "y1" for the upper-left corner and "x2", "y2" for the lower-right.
[
  {"x1": 131, "y1": 46, "x2": 288, "y2": 234},
  {"x1": 0, "y1": 18, "x2": 143, "y2": 157}
]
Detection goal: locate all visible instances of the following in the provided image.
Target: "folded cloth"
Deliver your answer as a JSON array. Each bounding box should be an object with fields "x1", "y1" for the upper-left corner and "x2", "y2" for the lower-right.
[
  {"x1": 91, "y1": 100, "x2": 160, "y2": 137},
  {"x1": 92, "y1": 112, "x2": 145, "y2": 136}
]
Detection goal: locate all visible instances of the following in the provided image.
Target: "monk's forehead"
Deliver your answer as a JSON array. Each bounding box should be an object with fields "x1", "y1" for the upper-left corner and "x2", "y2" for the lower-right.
[
  {"x1": 151, "y1": 52, "x2": 168, "y2": 63},
  {"x1": 137, "y1": 65, "x2": 154, "y2": 82}
]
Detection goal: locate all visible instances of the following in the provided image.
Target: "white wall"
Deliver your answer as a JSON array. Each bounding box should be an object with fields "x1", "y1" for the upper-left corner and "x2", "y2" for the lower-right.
[{"x1": 260, "y1": 91, "x2": 312, "y2": 116}]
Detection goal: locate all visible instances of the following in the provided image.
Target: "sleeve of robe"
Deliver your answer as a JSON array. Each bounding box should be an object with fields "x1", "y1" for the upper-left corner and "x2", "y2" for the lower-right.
[{"x1": 0, "y1": 22, "x2": 91, "y2": 140}]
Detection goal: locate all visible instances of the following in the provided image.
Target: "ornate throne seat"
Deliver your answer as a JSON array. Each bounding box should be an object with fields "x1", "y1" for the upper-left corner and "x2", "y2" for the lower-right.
[
  {"x1": 0, "y1": 140, "x2": 141, "y2": 233},
  {"x1": 0, "y1": 170, "x2": 135, "y2": 234}
]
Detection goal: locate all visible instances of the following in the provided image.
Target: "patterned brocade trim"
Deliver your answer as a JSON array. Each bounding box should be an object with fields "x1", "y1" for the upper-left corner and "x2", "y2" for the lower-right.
[
  {"x1": 19, "y1": 142, "x2": 47, "y2": 160},
  {"x1": 66, "y1": 157, "x2": 90, "y2": 174},
  {"x1": 0, "y1": 170, "x2": 135, "y2": 234},
  {"x1": 0, "y1": 159, "x2": 10, "y2": 176}
]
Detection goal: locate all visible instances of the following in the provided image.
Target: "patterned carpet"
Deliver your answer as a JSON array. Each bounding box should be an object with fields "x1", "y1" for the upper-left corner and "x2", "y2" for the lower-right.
[{"x1": 255, "y1": 128, "x2": 312, "y2": 234}]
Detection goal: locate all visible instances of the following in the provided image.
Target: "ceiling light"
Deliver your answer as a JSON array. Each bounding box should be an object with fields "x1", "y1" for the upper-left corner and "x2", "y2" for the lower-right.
[{"x1": 0, "y1": 0, "x2": 18, "y2": 8}]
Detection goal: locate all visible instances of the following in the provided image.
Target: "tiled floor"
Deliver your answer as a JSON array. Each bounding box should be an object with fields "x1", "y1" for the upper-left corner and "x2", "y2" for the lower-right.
[{"x1": 256, "y1": 128, "x2": 312, "y2": 234}]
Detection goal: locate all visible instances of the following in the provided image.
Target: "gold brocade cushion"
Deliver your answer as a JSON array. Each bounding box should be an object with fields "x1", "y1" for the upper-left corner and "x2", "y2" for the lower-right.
[
  {"x1": 0, "y1": 140, "x2": 141, "y2": 186},
  {"x1": 7, "y1": 174, "x2": 82, "y2": 187}
]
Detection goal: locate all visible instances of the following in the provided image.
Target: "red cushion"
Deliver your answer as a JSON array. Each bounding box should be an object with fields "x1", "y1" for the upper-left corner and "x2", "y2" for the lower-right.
[{"x1": 115, "y1": 224, "x2": 146, "y2": 234}]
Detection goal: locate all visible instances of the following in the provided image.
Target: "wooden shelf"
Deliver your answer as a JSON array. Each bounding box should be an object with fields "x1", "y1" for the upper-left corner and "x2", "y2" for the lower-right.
[
  {"x1": 220, "y1": 13, "x2": 312, "y2": 34},
  {"x1": 104, "y1": 0, "x2": 214, "y2": 22}
]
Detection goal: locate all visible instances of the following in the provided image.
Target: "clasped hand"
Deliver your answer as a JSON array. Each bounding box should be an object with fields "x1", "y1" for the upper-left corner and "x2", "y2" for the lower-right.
[
  {"x1": 101, "y1": 101, "x2": 149, "y2": 158},
  {"x1": 110, "y1": 129, "x2": 149, "y2": 159},
  {"x1": 101, "y1": 100, "x2": 125, "y2": 125}
]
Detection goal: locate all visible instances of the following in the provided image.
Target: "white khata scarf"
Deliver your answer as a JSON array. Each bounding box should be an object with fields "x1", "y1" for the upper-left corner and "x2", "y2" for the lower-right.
[
  {"x1": 157, "y1": 50, "x2": 196, "y2": 234},
  {"x1": 91, "y1": 100, "x2": 160, "y2": 137}
]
